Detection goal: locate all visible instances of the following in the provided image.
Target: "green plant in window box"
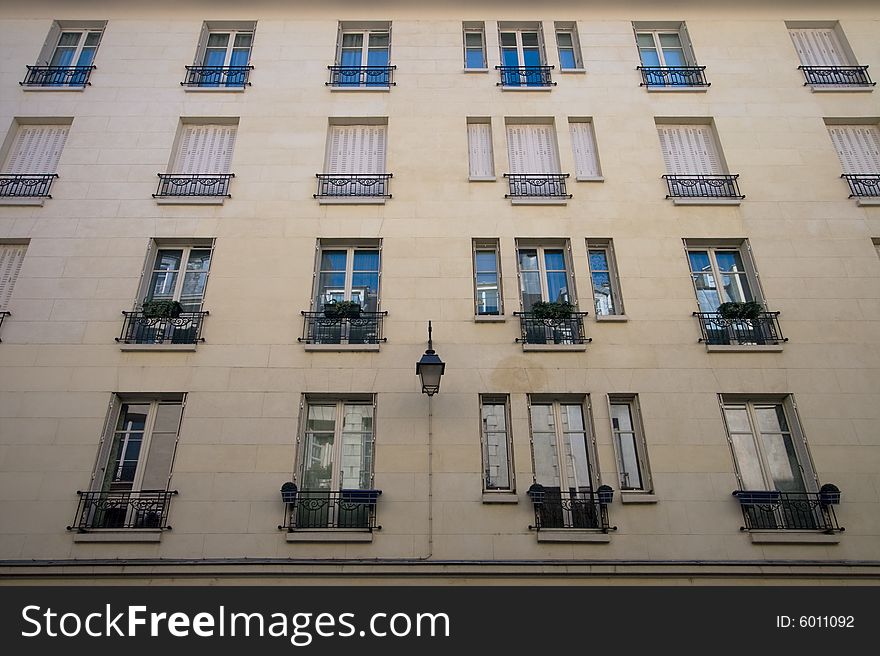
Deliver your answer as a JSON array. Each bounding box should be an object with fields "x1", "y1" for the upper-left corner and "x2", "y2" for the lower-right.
[
  {"x1": 716, "y1": 301, "x2": 763, "y2": 320},
  {"x1": 530, "y1": 301, "x2": 575, "y2": 319},
  {"x1": 141, "y1": 299, "x2": 183, "y2": 318},
  {"x1": 323, "y1": 300, "x2": 362, "y2": 318}
]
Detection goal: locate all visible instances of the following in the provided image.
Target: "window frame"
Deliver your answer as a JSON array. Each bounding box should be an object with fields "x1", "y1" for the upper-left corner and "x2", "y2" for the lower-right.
[
  {"x1": 467, "y1": 118, "x2": 496, "y2": 180},
  {"x1": 607, "y1": 395, "x2": 653, "y2": 494},
  {"x1": 312, "y1": 241, "x2": 382, "y2": 312},
  {"x1": 472, "y1": 238, "x2": 504, "y2": 317},
  {"x1": 198, "y1": 29, "x2": 254, "y2": 68},
  {"x1": 498, "y1": 24, "x2": 547, "y2": 68},
  {"x1": 336, "y1": 26, "x2": 391, "y2": 68},
  {"x1": 684, "y1": 240, "x2": 762, "y2": 313},
  {"x1": 554, "y1": 23, "x2": 583, "y2": 70},
  {"x1": 463, "y1": 23, "x2": 488, "y2": 70},
  {"x1": 49, "y1": 29, "x2": 103, "y2": 68},
  {"x1": 634, "y1": 26, "x2": 695, "y2": 68},
  {"x1": 137, "y1": 241, "x2": 214, "y2": 313},
  {"x1": 515, "y1": 240, "x2": 576, "y2": 311},
  {"x1": 587, "y1": 239, "x2": 624, "y2": 317},
  {"x1": 479, "y1": 395, "x2": 515, "y2": 493}
]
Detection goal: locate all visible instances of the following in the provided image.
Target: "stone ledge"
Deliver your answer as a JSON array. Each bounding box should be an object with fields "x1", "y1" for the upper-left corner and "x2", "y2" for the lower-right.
[
  {"x1": 706, "y1": 344, "x2": 784, "y2": 353},
  {"x1": 303, "y1": 343, "x2": 381, "y2": 352},
  {"x1": 748, "y1": 532, "x2": 841, "y2": 544},
  {"x1": 482, "y1": 493, "x2": 519, "y2": 504},
  {"x1": 536, "y1": 530, "x2": 612, "y2": 543},
  {"x1": 285, "y1": 531, "x2": 374, "y2": 543},
  {"x1": 73, "y1": 531, "x2": 163, "y2": 543}
]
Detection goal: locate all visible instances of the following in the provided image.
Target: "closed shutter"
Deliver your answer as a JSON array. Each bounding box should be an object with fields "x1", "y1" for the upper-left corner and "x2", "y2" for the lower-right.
[
  {"x1": 2, "y1": 125, "x2": 69, "y2": 174},
  {"x1": 140, "y1": 400, "x2": 184, "y2": 491},
  {"x1": 38, "y1": 21, "x2": 63, "y2": 65},
  {"x1": 569, "y1": 121, "x2": 600, "y2": 178},
  {"x1": 0, "y1": 244, "x2": 27, "y2": 309},
  {"x1": 788, "y1": 28, "x2": 848, "y2": 67},
  {"x1": 506, "y1": 124, "x2": 560, "y2": 174},
  {"x1": 173, "y1": 124, "x2": 237, "y2": 174},
  {"x1": 657, "y1": 125, "x2": 723, "y2": 175},
  {"x1": 828, "y1": 125, "x2": 880, "y2": 174},
  {"x1": 326, "y1": 125, "x2": 386, "y2": 174},
  {"x1": 468, "y1": 122, "x2": 494, "y2": 178}
]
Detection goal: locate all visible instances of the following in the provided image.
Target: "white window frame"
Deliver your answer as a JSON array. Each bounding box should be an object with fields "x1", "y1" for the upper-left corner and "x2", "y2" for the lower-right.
[
  {"x1": 515, "y1": 240, "x2": 576, "y2": 310},
  {"x1": 607, "y1": 395, "x2": 652, "y2": 493},
  {"x1": 473, "y1": 238, "x2": 503, "y2": 316},
  {"x1": 554, "y1": 22, "x2": 583, "y2": 70},
  {"x1": 684, "y1": 241, "x2": 762, "y2": 312},
  {"x1": 198, "y1": 29, "x2": 254, "y2": 68},
  {"x1": 587, "y1": 239, "x2": 624, "y2": 317},
  {"x1": 634, "y1": 27, "x2": 695, "y2": 67},
  {"x1": 49, "y1": 29, "x2": 103, "y2": 67},
  {"x1": 137, "y1": 240, "x2": 215, "y2": 312},
  {"x1": 498, "y1": 24, "x2": 547, "y2": 67},
  {"x1": 480, "y1": 395, "x2": 515, "y2": 493},
  {"x1": 312, "y1": 241, "x2": 382, "y2": 311},
  {"x1": 463, "y1": 22, "x2": 487, "y2": 70},
  {"x1": 336, "y1": 25, "x2": 391, "y2": 66}
]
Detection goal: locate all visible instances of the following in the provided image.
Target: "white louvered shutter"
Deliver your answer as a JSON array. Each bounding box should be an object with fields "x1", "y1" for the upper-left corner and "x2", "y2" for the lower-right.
[
  {"x1": 657, "y1": 125, "x2": 723, "y2": 175},
  {"x1": 468, "y1": 122, "x2": 494, "y2": 178},
  {"x1": 506, "y1": 125, "x2": 527, "y2": 174},
  {"x1": 828, "y1": 126, "x2": 880, "y2": 174},
  {"x1": 569, "y1": 121, "x2": 600, "y2": 178},
  {"x1": 0, "y1": 244, "x2": 27, "y2": 309},
  {"x1": 507, "y1": 125, "x2": 559, "y2": 174},
  {"x1": 327, "y1": 125, "x2": 386, "y2": 174},
  {"x1": 3, "y1": 125, "x2": 69, "y2": 174},
  {"x1": 173, "y1": 124, "x2": 237, "y2": 174},
  {"x1": 788, "y1": 28, "x2": 848, "y2": 67}
]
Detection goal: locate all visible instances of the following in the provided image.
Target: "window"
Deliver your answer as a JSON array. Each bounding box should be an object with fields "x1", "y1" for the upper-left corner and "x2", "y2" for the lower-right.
[
  {"x1": 608, "y1": 395, "x2": 652, "y2": 493},
  {"x1": 467, "y1": 118, "x2": 495, "y2": 180},
  {"x1": 313, "y1": 243, "x2": 381, "y2": 312},
  {"x1": 516, "y1": 241, "x2": 573, "y2": 311},
  {"x1": 635, "y1": 27, "x2": 691, "y2": 68},
  {"x1": 187, "y1": 22, "x2": 255, "y2": 87},
  {"x1": 0, "y1": 242, "x2": 28, "y2": 310},
  {"x1": 554, "y1": 22, "x2": 582, "y2": 70},
  {"x1": 473, "y1": 239, "x2": 502, "y2": 316},
  {"x1": 480, "y1": 395, "x2": 514, "y2": 492},
  {"x1": 316, "y1": 122, "x2": 390, "y2": 199},
  {"x1": 0, "y1": 122, "x2": 69, "y2": 198},
  {"x1": 787, "y1": 23, "x2": 873, "y2": 87},
  {"x1": 685, "y1": 242, "x2": 758, "y2": 313},
  {"x1": 569, "y1": 119, "x2": 602, "y2": 180},
  {"x1": 826, "y1": 122, "x2": 880, "y2": 198},
  {"x1": 155, "y1": 121, "x2": 237, "y2": 198},
  {"x1": 463, "y1": 22, "x2": 487, "y2": 69},
  {"x1": 587, "y1": 239, "x2": 624, "y2": 317},
  {"x1": 74, "y1": 395, "x2": 184, "y2": 530},
  {"x1": 505, "y1": 121, "x2": 568, "y2": 199},
  {"x1": 23, "y1": 21, "x2": 105, "y2": 87},
  {"x1": 656, "y1": 121, "x2": 742, "y2": 199},
  {"x1": 498, "y1": 23, "x2": 551, "y2": 87},
  {"x1": 634, "y1": 23, "x2": 707, "y2": 87},
  {"x1": 331, "y1": 22, "x2": 392, "y2": 87}
]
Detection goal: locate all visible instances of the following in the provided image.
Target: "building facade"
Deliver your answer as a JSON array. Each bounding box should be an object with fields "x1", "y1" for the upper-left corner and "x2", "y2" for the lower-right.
[{"x1": 1, "y1": 0, "x2": 879, "y2": 584}]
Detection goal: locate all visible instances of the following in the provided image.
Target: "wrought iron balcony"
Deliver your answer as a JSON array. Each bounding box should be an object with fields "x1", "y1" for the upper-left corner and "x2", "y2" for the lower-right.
[
  {"x1": 299, "y1": 310, "x2": 388, "y2": 345},
  {"x1": 20, "y1": 65, "x2": 96, "y2": 87},
  {"x1": 314, "y1": 174, "x2": 392, "y2": 199},
  {"x1": 663, "y1": 174, "x2": 744, "y2": 200},
  {"x1": 733, "y1": 491, "x2": 843, "y2": 533},
  {"x1": 637, "y1": 65, "x2": 709, "y2": 88},
  {"x1": 528, "y1": 487, "x2": 614, "y2": 532},
  {"x1": 841, "y1": 174, "x2": 880, "y2": 198},
  {"x1": 326, "y1": 65, "x2": 396, "y2": 87},
  {"x1": 181, "y1": 65, "x2": 254, "y2": 88},
  {"x1": 693, "y1": 312, "x2": 787, "y2": 346},
  {"x1": 514, "y1": 311, "x2": 590, "y2": 345},
  {"x1": 504, "y1": 173, "x2": 571, "y2": 199},
  {"x1": 280, "y1": 489, "x2": 382, "y2": 531},
  {"x1": 67, "y1": 489, "x2": 177, "y2": 531},
  {"x1": 153, "y1": 173, "x2": 233, "y2": 198},
  {"x1": 116, "y1": 310, "x2": 208, "y2": 345},
  {"x1": 496, "y1": 65, "x2": 555, "y2": 87},
  {"x1": 0, "y1": 174, "x2": 58, "y2": 198},
  {"x1": 798, "y1": 65, "x2": 874, "y2": 87},
  {"x1": 0, "y1": 311, "x2": 9, "y2": 341}
]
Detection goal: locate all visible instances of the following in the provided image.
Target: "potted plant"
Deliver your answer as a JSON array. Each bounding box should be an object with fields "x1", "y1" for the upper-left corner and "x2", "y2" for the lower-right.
[
  {"x1": 717, "y1": 301, "x2": 763, "y2": 320},
  {"x1": 280, "y1": 481, "x2": 297, "y2": 504},
  {"x1": 323, "y1": 300, "x2": 362, "y2": 318},
  {"x1": 597, "y1": 484, "x2": 614, "y2": 505},
  {"x1": 141, "y1": 299, "x2": 183, "y2": 318},
  {"x1": 530, "y1": 301, "x2": 575, "y2": 320},
  {"x1": 819, "y1": 483, "x2": 841, "y2": 505}
]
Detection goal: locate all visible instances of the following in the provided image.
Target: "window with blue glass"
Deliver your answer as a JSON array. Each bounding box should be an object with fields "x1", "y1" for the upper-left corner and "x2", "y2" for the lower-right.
[
  {"x1": 516, "y1": 242, "x2": 573, "y2": 310},
  {"x1": 28, "y1": 23, "x2": 105, "y2": 87},
  {"x1": 554, "y1": 23, "x2": 582, "y2": 70},
  {"x1": 463, "y1": 23, "x2": 487, "y2": 69},
  {"x1": 314, "y1": 244, "x2": 381, "y2": 313},
  {"x1": 336, "y1": 24, "x2": 391, "y2": 87},
  {"x1": 499, "y1": 25, "x2": 546, "y2": 86},
  {"x1": 686, "y1": 244, "x2": 758, "y2": 313},
  {"x1": 195, "y1": 27, "x2": 253, "y2": 87},
  {"x1": 473, "y1": 239, "x2": 503, "y2": 316}
]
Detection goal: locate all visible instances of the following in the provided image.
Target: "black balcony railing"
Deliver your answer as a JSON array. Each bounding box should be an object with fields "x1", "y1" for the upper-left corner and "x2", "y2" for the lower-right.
[
  {"x1": 116, "y1": 310, "x2": 208, "y2": 345},
  {"x1": 280, "y1": 489, "x2": 382, "y2": 531},
  {"x1": 663, "y1": 174, "x2": 744, "y2": 199},
  {"x1": 314, "y1": 174, "x2": 392, "y2": 199},
  {"x1": 637, "y1": 65, "x2": 709, "y2": 87},
  {"x1": 841, "y1": 174, "x2": 880, "y2": 198},
  {"x1": 0, "y1": 174, "x2": 58, "y2": 198},
  {"x1": 299, "y1": 311, "x2": 388, "y2": 345},
  {"x1": 153, "y1": 173, "x2": 234, "y2": 198},
  {"x1": 733, "y1": 491, "x2": 843, "y2": 533},
  {"x1": 504, "y1": 174, "x2": 571, "y2": 199},
  {"x1": 798, "y1": 65, "x2": 874, "y2": 87},
  {"x1": 0, "y1": 311, "x2": 9, "y2": 342},
  {"x1": 514, "y1": 312, "x2": 590, "y2": 345},
  {"x1": 528, "y1": 488, "x2": 614, "y2": 531},
  {"x1": 20, "y1": 65, "x2": 96, "y2": 87},
  {"x1": 182, "y1": 65, "x2": 254, "y2": 88},
  {"x1": 326, "y1": 65, "x2": 396, "y2": 87},
  {"x1": 496, "y1": 65, "x2": 555, "y2": 87},
  {"x1": 693, "y1": 311, "x2": 787, "y2": 346},
  {"x1": 67, "y1": 489, "x2": 177, "y2": 531}
]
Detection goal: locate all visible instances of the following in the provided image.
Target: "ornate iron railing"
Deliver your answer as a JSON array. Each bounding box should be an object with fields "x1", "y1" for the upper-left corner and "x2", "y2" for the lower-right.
[
  {"x1": 637, "y1": 65, "x2": 709, "y2": 87},
  {"x1": 182, "y1": 65, "x2": 254, "y2": 87},
  {"x1": 326, "y1": 65, "x2": 396, "y2": 87},
  {"x1": 314, "y1": 174, "x2": 392, "y2": 199},
  {"x1": 0, "y1": 311, "x2": 9, "y2": 342},
  {"x1": 299, "y1": 311, "x2": 388, "y2": 345},
  {"x1": 514, "y1": 312, "x2": 590, "y2": 345},
  {"x1": 116, "y1": 310, "x2": 209, "y2": 345},
  {"x1": 0, "y1": 174, "x2": 58, "y2": 198},
  {"x1": 154, "y1": 173, "x2": 234, "y2": 197},
  {"x1": 68, "y1": 489, "x2": 177, "y2": 531},
  {"x1": 495, "y1": 65, "x2": 555, "y2": 87},
  {"x1": 663, "y1": 174, "x2": 744, "y2": 199},
  {"x1": 528, "y1": 488, "x2": 613, "y2": 531},
  {"x1": 20, "y1": 65, "x2": 96, "y2": 87},
  {"x1": 280, "y1": 489, "x2": 382, "y2": 531},
  {"x1": 841, "y1": 174, "x2": 880, "y2": 198},
  {"x1": 733, "y1": 491, "x2": 843, "y2": 533},
  {"x1": 798, "y1": 65, "x2": 874, "y2": 87},
  {"x1": 693, "y1": 311, "x2": 787, "y2": 346},
  {"x1": 504, "y1": 173, "x2": 571, "y2": 199}
]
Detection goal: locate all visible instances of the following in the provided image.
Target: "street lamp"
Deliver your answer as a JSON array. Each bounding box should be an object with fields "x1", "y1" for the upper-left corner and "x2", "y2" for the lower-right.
[{"x1": 416, "y1": 321, "x2": 445, "y2": 395}]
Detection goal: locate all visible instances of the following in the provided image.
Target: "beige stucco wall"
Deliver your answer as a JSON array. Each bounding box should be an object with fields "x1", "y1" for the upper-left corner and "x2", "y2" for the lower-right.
[{"x1": 0, "y1": 0, "x2": 878, "y2": 581}]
